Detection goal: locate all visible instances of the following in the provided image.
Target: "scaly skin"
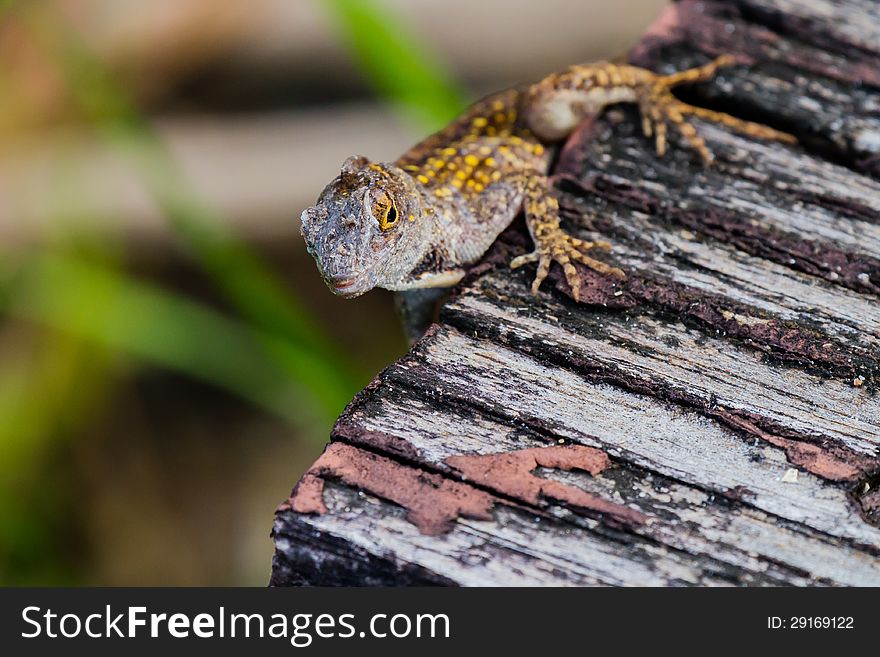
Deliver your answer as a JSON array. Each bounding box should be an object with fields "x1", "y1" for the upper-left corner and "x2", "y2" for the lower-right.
[{"x1": 300, "y1": 56, "x2": 795, "y2": 300}]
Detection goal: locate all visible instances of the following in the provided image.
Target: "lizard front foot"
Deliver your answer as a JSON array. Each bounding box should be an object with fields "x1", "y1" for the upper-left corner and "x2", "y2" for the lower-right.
[{"x1": 510, "y1": 231, "x2": 624, "y2": 301}]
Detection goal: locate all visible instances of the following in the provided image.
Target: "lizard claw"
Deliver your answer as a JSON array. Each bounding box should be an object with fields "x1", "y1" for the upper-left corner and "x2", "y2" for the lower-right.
[{"x1": 511, "y1": 233, "x2": 623, "y2": 301}]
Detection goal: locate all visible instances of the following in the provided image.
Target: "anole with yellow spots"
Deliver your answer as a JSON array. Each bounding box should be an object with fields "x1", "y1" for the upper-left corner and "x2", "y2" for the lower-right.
[{"x1": 301, "y1": 56, "x2": 794, "y2": 301}]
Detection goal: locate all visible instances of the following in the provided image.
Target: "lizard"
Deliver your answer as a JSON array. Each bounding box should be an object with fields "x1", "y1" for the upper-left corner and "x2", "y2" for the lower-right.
[{"x1": 300, "y1": 55, "x2": 795, "y2": 301}]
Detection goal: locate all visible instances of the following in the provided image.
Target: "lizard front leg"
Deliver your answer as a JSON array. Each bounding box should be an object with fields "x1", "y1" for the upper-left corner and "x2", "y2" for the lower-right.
[{"x1": 510, "y1": 176, "x2": 624, "y2": 301}]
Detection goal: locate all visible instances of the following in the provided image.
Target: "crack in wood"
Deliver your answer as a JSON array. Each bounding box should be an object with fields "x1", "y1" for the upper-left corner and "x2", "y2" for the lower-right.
[
  {"x1": 576, "y1": 174, "x2": 880, "y2": 296},
  {"x1": 443, "y1": 301, "x2": 878, "y2": 484}
]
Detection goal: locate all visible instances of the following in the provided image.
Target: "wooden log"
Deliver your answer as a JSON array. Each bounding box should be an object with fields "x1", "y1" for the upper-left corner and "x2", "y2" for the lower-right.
[{"x1": 271, "y1": 0, "x2": 880, "y2": 586}]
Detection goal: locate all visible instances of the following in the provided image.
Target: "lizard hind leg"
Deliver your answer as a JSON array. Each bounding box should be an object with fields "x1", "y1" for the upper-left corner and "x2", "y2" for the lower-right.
[
  {"x1": 510, "y1": 177, "x2": 624, "y2": 301},
  {"x1": 640, "y1": 55, "x2": 796, "y2": 164}
]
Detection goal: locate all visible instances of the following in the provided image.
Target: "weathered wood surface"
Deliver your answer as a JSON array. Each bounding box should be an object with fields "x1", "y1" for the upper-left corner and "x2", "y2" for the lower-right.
[{"x1": 272, "y1": 0, "x2": 880, "y2": 586}]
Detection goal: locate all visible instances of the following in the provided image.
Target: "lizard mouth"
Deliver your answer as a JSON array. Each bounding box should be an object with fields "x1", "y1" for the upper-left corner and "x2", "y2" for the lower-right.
[{"x1": 328, "y1": 275, "x2": 361, "y2": 297}]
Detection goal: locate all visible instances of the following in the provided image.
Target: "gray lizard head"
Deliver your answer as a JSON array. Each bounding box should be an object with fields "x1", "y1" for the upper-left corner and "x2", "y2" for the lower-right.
[{"x1": 300, "y1": 155, "x2": 438, "y2": 298}]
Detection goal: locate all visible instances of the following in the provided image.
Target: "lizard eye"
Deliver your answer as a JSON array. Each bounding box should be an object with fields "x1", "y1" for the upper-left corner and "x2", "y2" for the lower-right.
[{"x1": 378, "y1": 199, "x2": 399, "y2": 231}]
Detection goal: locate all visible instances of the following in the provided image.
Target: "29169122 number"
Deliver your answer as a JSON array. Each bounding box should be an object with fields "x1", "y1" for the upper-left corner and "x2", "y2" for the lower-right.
[{"x1": 768, "y1": 617, "x2": 854, "y2": 629}]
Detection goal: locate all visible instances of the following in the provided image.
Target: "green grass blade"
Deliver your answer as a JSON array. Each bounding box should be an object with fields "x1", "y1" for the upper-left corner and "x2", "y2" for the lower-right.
[
  {"x1": 323, "y1": 0, "x2": 467, "y2": 129},
  {"x1": 2, "y1": 254, "x2": 341, "y2": 423},
  {"x1": 20, "y1": 5, "x2": 362, "y2": 408}
]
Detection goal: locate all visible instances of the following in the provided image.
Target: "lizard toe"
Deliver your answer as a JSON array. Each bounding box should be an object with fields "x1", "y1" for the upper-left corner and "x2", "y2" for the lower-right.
[
  {"x1": 510, "y1": 251, "x2": 539, "y2": 269},
  {"x1": 570, "y1": 249, "x2": 626, "y2": 280},
  {"x1": 530, "y1": 254, "x2": 553, "y2": 294}
]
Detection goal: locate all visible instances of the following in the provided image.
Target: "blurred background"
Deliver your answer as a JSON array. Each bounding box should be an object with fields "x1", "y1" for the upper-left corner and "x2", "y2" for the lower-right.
[{"x1": 0, "y1": 0, "x2": 664, "y2": 585}]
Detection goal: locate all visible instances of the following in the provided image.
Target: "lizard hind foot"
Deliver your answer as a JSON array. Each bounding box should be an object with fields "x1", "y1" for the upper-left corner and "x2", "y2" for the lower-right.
[
  {"x1": 510, "y1": 233, "x2": 624, "y2": 301},
  {"x1": 641, "y1": 55, "x2": 796, "y2": 165}
]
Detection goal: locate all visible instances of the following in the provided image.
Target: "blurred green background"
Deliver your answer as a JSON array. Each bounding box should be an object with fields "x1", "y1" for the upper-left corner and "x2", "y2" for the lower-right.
[{"x1": 0, "y1": 0, "x2": 662, "y2": 585}]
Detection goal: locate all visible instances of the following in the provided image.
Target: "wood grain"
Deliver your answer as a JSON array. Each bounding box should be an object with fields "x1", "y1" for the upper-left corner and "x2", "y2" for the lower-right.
[{"x1": 272, "y1": 0, "x2": 880, "y2": 586}]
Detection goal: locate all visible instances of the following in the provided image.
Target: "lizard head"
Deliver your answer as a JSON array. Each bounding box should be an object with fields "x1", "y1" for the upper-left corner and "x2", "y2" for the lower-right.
[{"x1": 300, "y1": 155, "x2": 436, "y2": 298}]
